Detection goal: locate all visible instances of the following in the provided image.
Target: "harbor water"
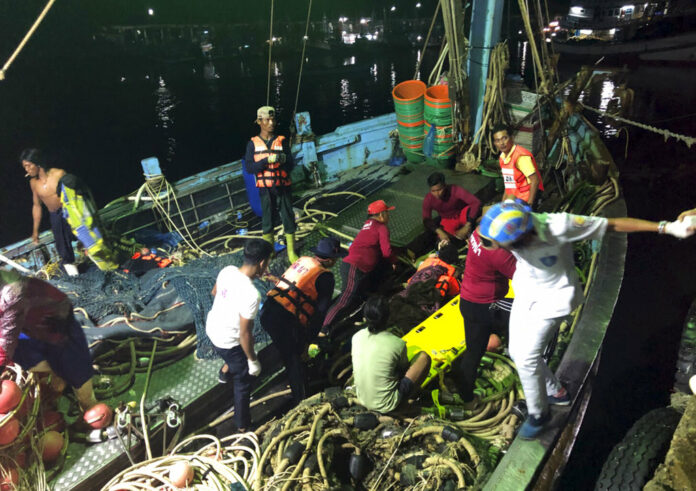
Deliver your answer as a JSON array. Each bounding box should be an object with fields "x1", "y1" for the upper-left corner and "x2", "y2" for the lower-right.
[{"x1": 1, "y1": 29, "x2": 695, "y2": 488}]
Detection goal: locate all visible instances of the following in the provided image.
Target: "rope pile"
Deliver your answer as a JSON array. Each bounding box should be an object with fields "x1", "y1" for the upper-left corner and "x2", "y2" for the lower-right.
[
  {"x1": 101, "y1": 432, "x2": 260, "y2": 490},
  {"x1": 254, "y1": 347, "x2": 522, "y2": 491}
]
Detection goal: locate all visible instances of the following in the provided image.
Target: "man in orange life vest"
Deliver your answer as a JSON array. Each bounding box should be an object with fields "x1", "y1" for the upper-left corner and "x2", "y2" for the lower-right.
[
  {"x1": 244, "y1": 106, "x2": 299, "y2": 263},
  {"x1": 259, "y1": 237, "x2": 345, "y2": 404},
  {"x1": 492, "y1": 124, "x2": 544, "y2": 207}
]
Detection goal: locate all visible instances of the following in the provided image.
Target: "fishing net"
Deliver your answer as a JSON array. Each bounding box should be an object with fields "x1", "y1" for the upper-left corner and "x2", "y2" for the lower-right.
[{"x1": 52, "y1": 252, "x2": 290, "y2": 359}]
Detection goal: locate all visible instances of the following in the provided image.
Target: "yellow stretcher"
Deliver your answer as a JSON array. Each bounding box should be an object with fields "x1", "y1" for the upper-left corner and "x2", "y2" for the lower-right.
[{"x1": 402, "y1": 281, "x2": 513, "y2": 387}]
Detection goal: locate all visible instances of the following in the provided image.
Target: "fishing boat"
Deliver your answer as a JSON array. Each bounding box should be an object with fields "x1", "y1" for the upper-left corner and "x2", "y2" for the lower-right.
[
  {"x1": 0, "y1": 1, "x2": 632, "y2": 489},
  {"x1": 552, "y1": 0, "x2": 696, "y2": 63}
]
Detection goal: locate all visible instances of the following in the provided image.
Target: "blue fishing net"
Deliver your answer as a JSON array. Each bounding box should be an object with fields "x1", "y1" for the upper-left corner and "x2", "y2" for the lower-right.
[{"x1": 52, "y1": 252, "x2": 289, "y2": 359}]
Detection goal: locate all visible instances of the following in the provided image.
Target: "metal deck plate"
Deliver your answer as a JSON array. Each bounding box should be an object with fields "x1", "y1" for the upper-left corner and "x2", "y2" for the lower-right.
[{"x1": 52, "y1": 356, "x2": 223, "y2": 490}]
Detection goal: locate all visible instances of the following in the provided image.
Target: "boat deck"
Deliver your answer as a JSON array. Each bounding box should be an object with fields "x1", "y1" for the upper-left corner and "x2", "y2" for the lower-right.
[{"x1": 51, "y1": 163, "x2": 496, "y2": 490}]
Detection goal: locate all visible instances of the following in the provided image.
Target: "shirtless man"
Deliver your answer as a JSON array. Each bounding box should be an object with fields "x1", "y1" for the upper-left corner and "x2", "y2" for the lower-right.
[{"x1": 20, "y1": 148, "x2": 77, "y2": 276}]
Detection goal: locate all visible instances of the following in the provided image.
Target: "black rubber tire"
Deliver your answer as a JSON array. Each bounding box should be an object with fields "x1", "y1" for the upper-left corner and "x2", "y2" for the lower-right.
[
  {"x1": 674, "y1": 299, "x2": 696, "y2": 394},
  {"x1": 594, "y1": 407, "x2": 681, "y2": 491}
]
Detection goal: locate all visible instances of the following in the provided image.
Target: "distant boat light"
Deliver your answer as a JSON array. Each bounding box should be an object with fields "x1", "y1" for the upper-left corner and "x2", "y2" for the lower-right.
[
  {"x1": 391, "y1": 6, "x2": 396, "y2": 11},
  {"x1": 416, "y1": 2, "x2": 422, "y2": 7},
  {"x1": 579, "y1": 29, "x2": 593, "y2": 35},
  {"x1": 147, "y1": 8, "x2": 154, "y2": 16}
]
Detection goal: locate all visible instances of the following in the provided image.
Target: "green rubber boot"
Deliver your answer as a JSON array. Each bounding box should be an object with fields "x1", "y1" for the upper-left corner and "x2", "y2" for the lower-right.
[
  {"x1": 262, "y1": 233, "x2": 274, "y2": 245},
  {"x1": 285, "y1": 233, "x2": 299, "y2": 264}
]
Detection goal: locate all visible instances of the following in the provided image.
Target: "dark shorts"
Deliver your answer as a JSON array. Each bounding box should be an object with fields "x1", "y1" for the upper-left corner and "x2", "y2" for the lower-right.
[{"x1": 13, "y1": 317, "x2": 94, "y2": 389}]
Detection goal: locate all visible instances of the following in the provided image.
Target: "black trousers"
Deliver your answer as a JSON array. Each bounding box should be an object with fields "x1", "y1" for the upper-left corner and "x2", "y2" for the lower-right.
[
  {"x1": 213, "y1": 344, "x2": 253, "y2": 430},
  {"x1": 260, "y1": 187, "x2": 296, "y2": 234},
  {"x1": 321, "y1": 260, "x2": 391, "y2": 333},
  {"x1": 260, "y1": 300, "x2": 308, "y2": 404},
  {"x1": 452, "y1": 298, "x2": 510, "y2": 401},
  {"x1": 49, "y1": 209, "x2": 75, "y2": 264}
]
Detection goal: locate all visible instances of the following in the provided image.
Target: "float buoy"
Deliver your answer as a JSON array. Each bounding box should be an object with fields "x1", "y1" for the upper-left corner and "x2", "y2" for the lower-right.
[
  {"x1": 0, "y1": 381, "x2": 21, "y2": 414},
  {"x1": 83, "y1": 403, "x2": 113, "y2": 429},
  {"x1": 169, "y1": 461, "x2": 194, "y2": 488},
  {"x1": 0, "y1": 465, "x2": 18, "y2": 491},
  {"x1": 40, "y1": 431, "x2": 64, "y2": 462},
  {"x1": 0, "y1": 417, "x2": 20, "y2": 445}
]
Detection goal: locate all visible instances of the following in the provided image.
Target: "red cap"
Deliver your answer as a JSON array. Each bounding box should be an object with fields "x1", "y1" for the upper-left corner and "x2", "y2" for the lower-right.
[{"x1": 367, "y1": 199, "x2": 395, "y2": 215}]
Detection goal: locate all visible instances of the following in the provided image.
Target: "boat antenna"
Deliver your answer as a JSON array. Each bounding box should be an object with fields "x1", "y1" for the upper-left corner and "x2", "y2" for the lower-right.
[
  {"x1": 291, "y1": 0, "x2": 313, "y2": 124},
  {"x1": 266, "y1": 0, "x2": 275, "y2": 106},
  {"x1": 0, "y1": 0, "x2": 58, "y2": 81}
]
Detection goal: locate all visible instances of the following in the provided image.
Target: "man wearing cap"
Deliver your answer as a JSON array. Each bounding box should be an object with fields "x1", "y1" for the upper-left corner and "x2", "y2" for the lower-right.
[
  {"x1": 492, "y1": 124, "x2": 544, "y2": 207},
  {"x1": 244, "y1": 106, "x2": 299, "y2": 263},
  {"x1": 411, "y1": 172, "x2": 481, "y2": 255},
  {"x1": 320, "y1": 200, "x2": 399, "y2": 335},
  {"x1": 259, "y1": 237, "x2": 344, "y2": 404},
  {"x1": 478, "y1": 201, "x2": 695, "y2": 439}
]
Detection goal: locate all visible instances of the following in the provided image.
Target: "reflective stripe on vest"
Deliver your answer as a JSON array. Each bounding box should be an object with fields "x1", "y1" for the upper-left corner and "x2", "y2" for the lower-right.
[
  {"x1": 59, "y1": 182, "x2": 118, "y2": 271},
  {"x1": 267, "y1": 256, "x2": 328, "y2": 326},
  {"x1": 499, "y1": 145, "x2": 544, "y2": 202},
  {"x1": 251, "y1": 135, "x2": 291, "y2": 188}
]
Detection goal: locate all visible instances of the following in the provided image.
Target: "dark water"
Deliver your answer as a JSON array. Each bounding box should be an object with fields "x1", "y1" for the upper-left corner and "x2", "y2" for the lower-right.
[{"x1": 1, "y1": 34, "x2": 696, "y2": 488}]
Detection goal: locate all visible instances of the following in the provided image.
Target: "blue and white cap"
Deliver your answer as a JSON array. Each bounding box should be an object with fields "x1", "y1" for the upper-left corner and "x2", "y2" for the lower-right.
[{"x1": 479, "y1": 200, "x2": 533, "y2": 245}]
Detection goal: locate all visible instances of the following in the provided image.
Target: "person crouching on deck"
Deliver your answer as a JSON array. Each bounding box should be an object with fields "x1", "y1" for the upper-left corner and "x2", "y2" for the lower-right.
[
  {"x1": 260, "y1": 237, "x2": 345, "y2": 405},
  {"x1": 319, "y1": 200, "x2": 400, "y2": 337},
  {"x1": 351, "y1": 296, "x2": 431, "y2": 414},
  {"x1": 205, "y1": 239, "x2": 273, "y2": 432},
  {"x1": 244, "y1": 106, "x2": 299, "y2": 263},
  {"x1": 0, "y1": 270, "x2": 112, "y2": 426}
]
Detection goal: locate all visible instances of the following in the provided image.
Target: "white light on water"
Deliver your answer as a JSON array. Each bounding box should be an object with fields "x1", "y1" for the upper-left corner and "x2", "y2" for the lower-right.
[
  {"x1": 147, "y1": 8, "x2": 154, "y2": 16},
  {"x1": 360, "y1": 18, "x2": 368, "y2": 25},
  {"x1": 416, "y1": 2, "x2": 422, "y2": 7},
  {"x1": 391, "y1": 6, "x2": 396, "y2": 12},
  {"x1": 417, "y1": 35, "x2": 422, "y2": 41}
]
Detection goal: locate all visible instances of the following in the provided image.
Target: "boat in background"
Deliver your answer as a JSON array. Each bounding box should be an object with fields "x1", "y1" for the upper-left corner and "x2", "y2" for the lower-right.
[{"x1": 552, "y1": 0, "x2": 696, "y2": 62}]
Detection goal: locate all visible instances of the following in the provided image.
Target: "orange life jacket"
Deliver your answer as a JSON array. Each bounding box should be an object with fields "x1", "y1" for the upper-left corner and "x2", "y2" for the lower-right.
[
  {"x1": 251, "y1": 135, "x2": 291, "y2": 188},
  {"x1": 499, "y1": 144, "x2": 544, "y2": 202},
  {"x1": 409, "y1": 257, "x2": 460, "y2": 298},
  {"x1": 267, "y1": 256, "x2": 328, "y2": 326}
]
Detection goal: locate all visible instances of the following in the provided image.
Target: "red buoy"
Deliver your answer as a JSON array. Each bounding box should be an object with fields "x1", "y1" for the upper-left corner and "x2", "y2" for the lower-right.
[
  {"x1": 0, "y1": 381, "x2": 21, "y2": 414},
  {"x1": 0, "y1": 465, "x2": 18, "y2": 491},
  {"x1": 0, "y1": 417, "x2": 20, "y2": 445},
  {"x1": 83, "y1": 403, "x2": 113, "y2": 429},
  {"x1": 40, "y1": 411, "x2": 65, "y2": 432},
  {"x1": 39, "y1": 431, "x2": 64, "y2": 462}
]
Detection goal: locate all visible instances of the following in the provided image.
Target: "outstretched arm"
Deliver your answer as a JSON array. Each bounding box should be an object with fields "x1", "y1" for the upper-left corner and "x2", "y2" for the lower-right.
[
  {"x1": 607, "y1": 217, "x2": 694, "y2": 238},
  {"x1": 31, "y1": 187, "x2": 42, "y2": 244}
]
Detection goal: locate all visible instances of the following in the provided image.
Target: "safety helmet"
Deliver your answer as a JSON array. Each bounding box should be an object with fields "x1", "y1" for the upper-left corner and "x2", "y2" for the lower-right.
[{"x1": 479, "y1": 200, "x2": 533, "y2": 245}]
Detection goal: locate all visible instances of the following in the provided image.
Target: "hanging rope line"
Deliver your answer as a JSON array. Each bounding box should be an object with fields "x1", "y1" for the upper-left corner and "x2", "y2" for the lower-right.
[
  {"x1": 292, "y1": 0, "x2": 313, "y2": 119},
  {"x1": 0, "y1": 0, "x2": 57, "y2": 81},
  {"x1": 265, "y1": 0, "x2": 275, "y2": 106},
  {"x1": 413, "y1": 2, "x2": 441, "y2": 80},
  {"x1": 580, "y1": 102, "x2": 696, "y2": 148}
]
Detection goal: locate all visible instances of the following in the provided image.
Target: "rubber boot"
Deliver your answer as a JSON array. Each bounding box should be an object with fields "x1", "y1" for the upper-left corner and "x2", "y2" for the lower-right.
[
  {"x1": 262, "y1": 233, "x2": 274, "y2": 245},
  {"x1": 73, "y1": 379, "x2": 98, "y2": 412},
  {"x1": 285, "y1": 233, "x2": 299, "y2": 264}
]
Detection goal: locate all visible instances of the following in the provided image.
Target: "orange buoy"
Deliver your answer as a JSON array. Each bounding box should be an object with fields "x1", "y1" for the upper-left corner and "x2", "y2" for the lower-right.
[
  {"x1": 0, "y1": 417, "x2": 20, "y2": 445},
  {"x1": 169, "y1": 461, "x2": 194, "y2": 488},
  {"x1": 39, "y1": 431, "x2": 64, "y2": 462},
  {"x1": 487, "y1": 333, "x2": 503, "y2": 352},
  {"x1": 0, "y1": 381, "x2": 21, "y2": 414},
  {"x1": 83, "y1": 403, "x2": 113, "y2": 429}
]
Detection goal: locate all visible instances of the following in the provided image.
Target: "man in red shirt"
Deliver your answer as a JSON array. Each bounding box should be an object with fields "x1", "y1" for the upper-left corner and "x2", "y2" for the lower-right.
[
  {"x1": 320, "y1": 200, "x2": 399, "y2": 335},
  {"x1": 451, "y1": 225, "x2": 516, "y2": 406},
  {"x1": 492, "y1": 124, "x2": 543, "y2": 206},
  {"x1": 410, "y1": 172, "x2": 481, "y2": 256}
]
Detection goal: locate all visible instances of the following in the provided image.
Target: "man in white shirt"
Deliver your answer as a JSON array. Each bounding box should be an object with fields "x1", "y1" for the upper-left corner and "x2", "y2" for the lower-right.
[
  {"x1": 478, "y1": 200, "x2": 694, "y2": 439},
  {"x1": 206, "y1": 238, "x2": 273, "y2": 431}
]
